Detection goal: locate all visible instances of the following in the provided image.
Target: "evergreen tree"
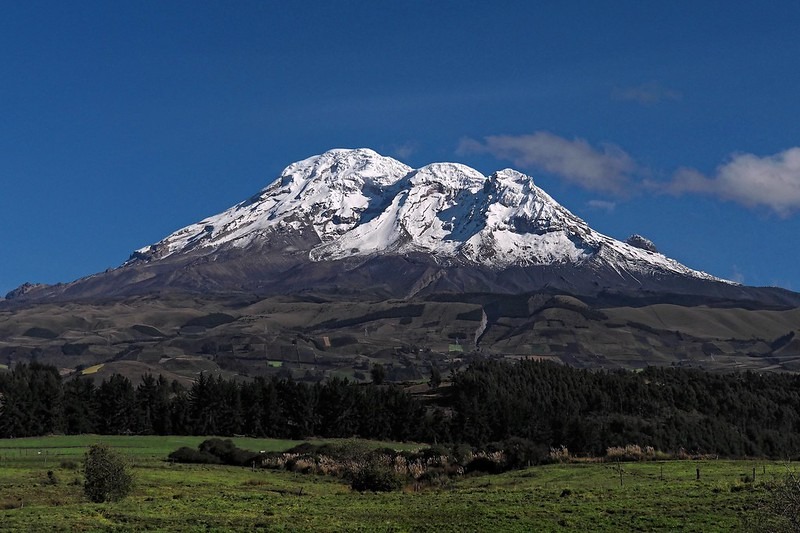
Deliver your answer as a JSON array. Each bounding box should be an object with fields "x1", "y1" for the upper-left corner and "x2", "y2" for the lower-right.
[
  {"x1": 63, "y1": 378, "x2": 97, "y2": 434},
  {"x1": 96, "y1": 375, "x2": 136, "y2": 434},
  {"x1": 370, "y1": 363, "x2": 386, "y2": 385}
]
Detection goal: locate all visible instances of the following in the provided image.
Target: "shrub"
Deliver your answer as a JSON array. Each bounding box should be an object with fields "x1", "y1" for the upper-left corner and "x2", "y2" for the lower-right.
[
  {"x1": 198, "y1": 438, "x2": 260, "y2": 466},
  {"x1": 83, "y1": 444, "x2": 134, "y2": 503},
  {"x1": 465, "y1": 456, "x2": 504, "y2": 475},
  {"x1": 419, "y1": 444, "x2": 450, "y2": 461},
  {"x1": 45, "y1": 470, "x2": 59, "y2": 485},
  {"x1": 502, "y1": 437, "x2": 548, "y2": 469},
  {"x1": 370, "y1": 364, "x2": 386, "y2": 385},
  {"x1": 416, "y1": 467, "x2": 455, "y2": 488},
  {"x1": 167, "y1": 446, "x2": 221, "y2": 465},
  {"x1": 168, "y1": 439, "x2": 260, "y2": 467},
  {"x1": 758, "y1": 469, "x2": 800, "y2": 531},
  {"x1": 350, "y1": 461, "x2": 403, "y2": 492},
  {"x1": 452, "y1": 443, "x2": 474, "y2": 465},
  {"x1": 605, "y1": 444, "x2": 657, "y2": 462},
  {"x1": 549, "y1": 445, "x2": 572, "y2": 463}
]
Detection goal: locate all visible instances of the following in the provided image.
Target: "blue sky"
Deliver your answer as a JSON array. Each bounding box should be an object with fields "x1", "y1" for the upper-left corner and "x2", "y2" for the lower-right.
[{"x1": 3, "y1": 1, "x2": 800, "y2": 295}]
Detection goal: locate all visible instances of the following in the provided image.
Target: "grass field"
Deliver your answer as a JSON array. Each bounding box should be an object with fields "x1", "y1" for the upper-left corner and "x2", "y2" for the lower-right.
[{"x1": 0, "y1": 435, "x2": 782, "y2": 531}]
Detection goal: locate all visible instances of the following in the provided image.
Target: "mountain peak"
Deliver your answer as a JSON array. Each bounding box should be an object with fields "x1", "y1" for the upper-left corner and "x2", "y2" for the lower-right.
[
  {"x1": 282, "y1": 148, "x2": 410, "y2": 189},
  {"x1": 128, "y1": 148, "x2": 730, "y2": 287}
]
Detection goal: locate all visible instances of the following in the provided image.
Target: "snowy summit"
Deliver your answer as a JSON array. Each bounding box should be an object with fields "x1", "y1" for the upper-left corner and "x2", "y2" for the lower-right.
[{"x1": 130, "y1": 149, "x2": 727, "y2": 285}]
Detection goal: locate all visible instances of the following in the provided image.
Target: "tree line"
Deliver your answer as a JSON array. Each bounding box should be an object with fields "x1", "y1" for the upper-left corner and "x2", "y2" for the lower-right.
[
  {"x1": 0, "y1": 363, "x2": 427, "y2": 442},
  {"x1": 3, "y1": 360, "x2": 800, "y2": 458},
  {"x1": 448, "y1": 360, "x2": 800, "y2": 457}
]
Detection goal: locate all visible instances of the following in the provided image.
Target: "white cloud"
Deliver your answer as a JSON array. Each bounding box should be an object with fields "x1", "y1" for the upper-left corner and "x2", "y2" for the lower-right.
[
  {"x1": 458, "y1": 132, "x2": 638, "y2": 195},
  {"x1": 462, "y1": 131, "x2": 800, "y2": 217},
  {"x1": 730, "y1": 265, "x2": 745, "y2": 284},
  {"x1": 388, "y1": 141, "x2": 418, "y2": 160},
  {"x1": 612, "y1": 82, "x2": 682, "y2": 105},
  {"x1": 586, "y1": 199, "x2": 616, "y2": 212},
  {"x1": 667, "y1": 147, "x2": 800, "y2": 216}
]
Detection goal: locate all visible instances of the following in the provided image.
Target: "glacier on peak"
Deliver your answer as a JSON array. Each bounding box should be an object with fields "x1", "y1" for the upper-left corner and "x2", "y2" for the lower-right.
[{"x1": 129, "y1": 148, "x2": 730, "y2": 285}]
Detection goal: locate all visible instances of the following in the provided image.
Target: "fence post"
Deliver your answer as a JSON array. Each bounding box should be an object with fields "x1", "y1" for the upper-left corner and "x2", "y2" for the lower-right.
[{"x1": 696, "y1": 468, "x2": 700, "y2": 480}]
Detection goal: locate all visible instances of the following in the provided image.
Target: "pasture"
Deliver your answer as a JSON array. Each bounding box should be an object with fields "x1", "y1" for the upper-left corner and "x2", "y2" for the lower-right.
[{"x1": 0, "y1": 435, "x2": 782, "y2": 531}]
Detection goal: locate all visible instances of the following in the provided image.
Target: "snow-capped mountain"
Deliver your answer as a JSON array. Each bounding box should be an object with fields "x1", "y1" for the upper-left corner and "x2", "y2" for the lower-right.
[
  {"x1": 6, "y1": 149, "x2": 799, "y2": 380},
  {"x1": 129, "y1": 149, "x2": 413, "y2": 262},
  {"x1": 129, "y1": 148, "x2": 726, "y2": 285},
  {"x1": 13, "y1": 147, "x2": 800, "y2": 307}
]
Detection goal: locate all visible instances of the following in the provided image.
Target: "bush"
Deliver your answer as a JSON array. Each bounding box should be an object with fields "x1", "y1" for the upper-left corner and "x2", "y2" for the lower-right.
[
  {"x1": 167, "y1": 446, "x2": 221, "y2": 465},
  {"x1": 549, "y1": 445, "x2": 572, "y2": 463},
  {"x1": 419, "y1": 444, "x2": 450, "y2": 461},
  {"x1": 417, "y1": 467, "x2": 455, "y2": 488},
  {"x1": 502, "y1": 437, "x2": 548, "y2": 469},
  {"x1": 465, "y1": 456, "x2": 504, "y2": 475},
  {"x1": 83, "y1": 444, "x2": 134, "y2": 503},
  {"x1": 45, "y1": 470, "x2": 59, "y2": 485},
  {"x1": 198, "y1": 438, "x2": 260, "y2": 466},
  {"x1": 759, "y1": 469, "x2": 800, "y2": 531},
  {"x1": 166, "y1": 439, "x2": 261, "y2": 467},
  {"x1": 605, "y1": 444, "x2": 657, "y2": 462},
  {"x1": 370, "y1": 364, "x2": 386, "y2": 385},
  {"x1": 452, "y1": 443, "x2": 474, "y2": 465},
  {"x1": 350, "y1": 462, "x2": 403, "y2": 492}
]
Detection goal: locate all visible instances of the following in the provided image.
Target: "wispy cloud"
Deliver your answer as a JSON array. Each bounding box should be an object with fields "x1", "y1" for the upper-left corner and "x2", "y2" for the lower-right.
[
  {"x1": 730, "y1": 265, "x2": 745, "y2": 284},
  {"x1": 458, "y1": 132, "x2": 638, "y2": 195},
  {"x1": 586, "y1": 199, "x2": 616, "y2": 213},
  {"x1": 388, "y1": 141, "x2": 418, "y2": 160},
  {"x1": 463, "y1": 131, "x2": 800, "y2": 218},
  {"x1": 666, "y1": 147, "x2": 800, "y2": 216},
  {"x1": 612, "y1": 82, "x2": 682, "y2": 105}
]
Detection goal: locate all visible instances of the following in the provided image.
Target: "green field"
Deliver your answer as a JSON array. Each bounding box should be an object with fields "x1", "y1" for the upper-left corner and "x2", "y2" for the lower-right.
[{"x1": 0, "y1": 435, "x2": 783, "y2": 531}]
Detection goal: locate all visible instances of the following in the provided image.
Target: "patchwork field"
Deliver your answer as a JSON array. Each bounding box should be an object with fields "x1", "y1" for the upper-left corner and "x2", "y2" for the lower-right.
[{"x1": 0, "y1": 435, "x2": 785, "y2": 531}]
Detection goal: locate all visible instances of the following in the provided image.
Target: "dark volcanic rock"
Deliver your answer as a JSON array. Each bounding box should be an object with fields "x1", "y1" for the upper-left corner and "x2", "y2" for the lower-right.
[{"x1": 625, "y1": 234, "x2": 659, "y2": 253}]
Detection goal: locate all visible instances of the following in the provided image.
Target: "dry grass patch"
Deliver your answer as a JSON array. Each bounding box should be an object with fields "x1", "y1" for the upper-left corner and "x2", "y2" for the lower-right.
[{"x1": 81, "y1": 364, "x2": 104, "y2": 375}]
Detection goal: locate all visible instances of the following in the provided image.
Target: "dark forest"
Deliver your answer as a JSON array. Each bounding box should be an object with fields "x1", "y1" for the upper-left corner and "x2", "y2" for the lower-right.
[{"x1": 2, "y1": 361, "x2": 800, "y2": 458}]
